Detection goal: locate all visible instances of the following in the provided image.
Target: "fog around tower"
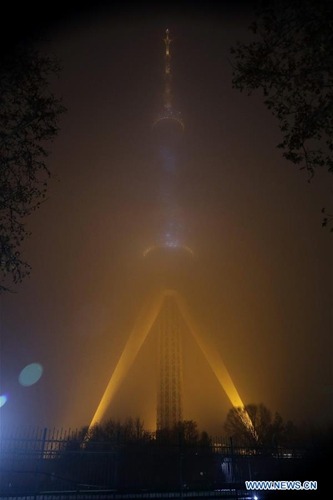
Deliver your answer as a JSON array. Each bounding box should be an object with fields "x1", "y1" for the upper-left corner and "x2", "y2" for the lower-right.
[{"x1": 1, "y1": 0, "x2": 332, "y2": 435}]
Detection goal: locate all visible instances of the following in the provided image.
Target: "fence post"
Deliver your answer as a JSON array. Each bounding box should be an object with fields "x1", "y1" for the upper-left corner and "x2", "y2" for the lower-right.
[
  {"x1": 34, "y1": 427, "x2": 47, "y2": 494},
  {"x1": 179, "y1": 440, "x2": 183, "y2": 498}
]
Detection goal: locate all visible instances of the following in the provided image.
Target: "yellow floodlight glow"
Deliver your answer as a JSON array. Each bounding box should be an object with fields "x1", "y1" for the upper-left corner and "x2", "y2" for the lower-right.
[
  {"x1": 88, "y1": 288, "x2": 256, "y2": 440},
  {"x1": 88, "y1": 291, "x2": 165, "y2": 431},
  {"x1": 172, "y1": 290, "x2": 257, "y2": 439}
]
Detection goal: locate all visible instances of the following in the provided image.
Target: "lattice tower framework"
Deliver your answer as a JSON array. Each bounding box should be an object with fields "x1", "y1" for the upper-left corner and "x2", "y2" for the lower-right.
[{"x1": 156, "y1": 294, "x2": 183, "y2": 430}]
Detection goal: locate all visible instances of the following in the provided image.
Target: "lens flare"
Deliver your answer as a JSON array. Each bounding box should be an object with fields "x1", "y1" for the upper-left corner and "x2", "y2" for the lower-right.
[
  {"x1": 18, "y1": 363, "x2": 43, "y2": 387},
  {"x1": 0, "y1": 394, "x2": 8, "y2": 407}
]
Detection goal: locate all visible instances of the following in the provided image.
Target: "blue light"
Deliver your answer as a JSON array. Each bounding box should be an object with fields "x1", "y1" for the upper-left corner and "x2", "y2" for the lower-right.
[
  {"x1": 18, "y1": 363, "x2": 43, "y2": 387},
  {"x1": 0, "y1": 394, "x2": 8, "y2": 408}
]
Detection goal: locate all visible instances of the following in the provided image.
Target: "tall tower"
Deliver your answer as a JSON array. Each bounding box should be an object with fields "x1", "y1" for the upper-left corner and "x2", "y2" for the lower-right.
[
  {"x1": 87, "y1": 30, "x2": 257, "y2": 441},
  {"x1": 152, "y1": 29, "x2": 185, "y2": 431}
]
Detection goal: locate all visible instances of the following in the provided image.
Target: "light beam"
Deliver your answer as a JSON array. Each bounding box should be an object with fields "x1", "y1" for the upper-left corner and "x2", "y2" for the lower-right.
[
  {"x1": 168, "y1": 290, "x2": 257, "y2": 439},
  {"x1": 88, "y1": 288, "x2": 257, "y2": 440},
  {"x1": 88, "y1": 290, "x2": 165, "y2": 430}
]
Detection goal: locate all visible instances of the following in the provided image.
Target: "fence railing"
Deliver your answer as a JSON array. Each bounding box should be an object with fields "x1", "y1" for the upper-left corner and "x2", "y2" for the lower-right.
[{"x1": 0, "y1": 427, "x2": 306, "y2": 497}]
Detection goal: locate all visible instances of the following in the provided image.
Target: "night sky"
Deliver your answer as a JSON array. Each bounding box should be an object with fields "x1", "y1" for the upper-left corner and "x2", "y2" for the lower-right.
[{"x1": 1, "y1": 0, "x2": 332, "y2": 435}]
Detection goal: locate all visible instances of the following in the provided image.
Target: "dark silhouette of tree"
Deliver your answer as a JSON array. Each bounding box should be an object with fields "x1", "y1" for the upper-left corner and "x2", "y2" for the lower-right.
[
  {"x1": 174, "y1": 420, "x2": 200, "y2": 444},
  {"x1": 73, "y1": 417, "x2": 152, "y2": 451},
  {"x1": 0, "y1": 42, "x2": 65, "y2": 292},
  {"x1": 231, "y1": 0, "x2": 333, "y2": 231},
  {"x1": 224, "y1": 403, "x2": 294, "y2": 448}
]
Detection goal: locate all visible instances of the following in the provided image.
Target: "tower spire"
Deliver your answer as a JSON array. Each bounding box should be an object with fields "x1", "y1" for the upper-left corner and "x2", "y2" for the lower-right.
[
  {"x1": 153, "y1": 28, "x2": 184, "y2": 130},
  {"x1": 163, "y1": 28, "x2": 172, "y2": 111}
]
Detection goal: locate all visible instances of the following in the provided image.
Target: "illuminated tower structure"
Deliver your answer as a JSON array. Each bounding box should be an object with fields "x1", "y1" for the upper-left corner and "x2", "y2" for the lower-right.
[
  {"x1": 156, "y1": 293, "x2": 183, "y2": 430},
  {"x1": 88, "y1": 30, "x2": 257, "y2": 440},
  {"x1": 146, "y1": 28, "x2": 188, "y2": 258},
  {"x1": 151, "y1": 29, "x2": 186, "y2": 431}
]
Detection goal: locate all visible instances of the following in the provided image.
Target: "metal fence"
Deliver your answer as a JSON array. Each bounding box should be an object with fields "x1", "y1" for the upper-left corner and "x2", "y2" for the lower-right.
[{"x1": 0, "y1": 427, "x2": 306, "y2": 498}]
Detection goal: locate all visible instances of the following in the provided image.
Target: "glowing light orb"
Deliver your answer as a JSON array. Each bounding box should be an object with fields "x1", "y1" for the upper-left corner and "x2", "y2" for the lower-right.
[
  {"x1": 0, "y1": 394, "x2": 7, "y2": 407},
  {"x1": 19, "y1": 363, "x2": 43, "y2": 387}
]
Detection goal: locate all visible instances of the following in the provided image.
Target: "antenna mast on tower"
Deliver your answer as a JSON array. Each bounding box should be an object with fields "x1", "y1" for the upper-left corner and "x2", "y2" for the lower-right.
[{"x1": 153, "y1": 28, "x2": 184, "y2": 130}]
